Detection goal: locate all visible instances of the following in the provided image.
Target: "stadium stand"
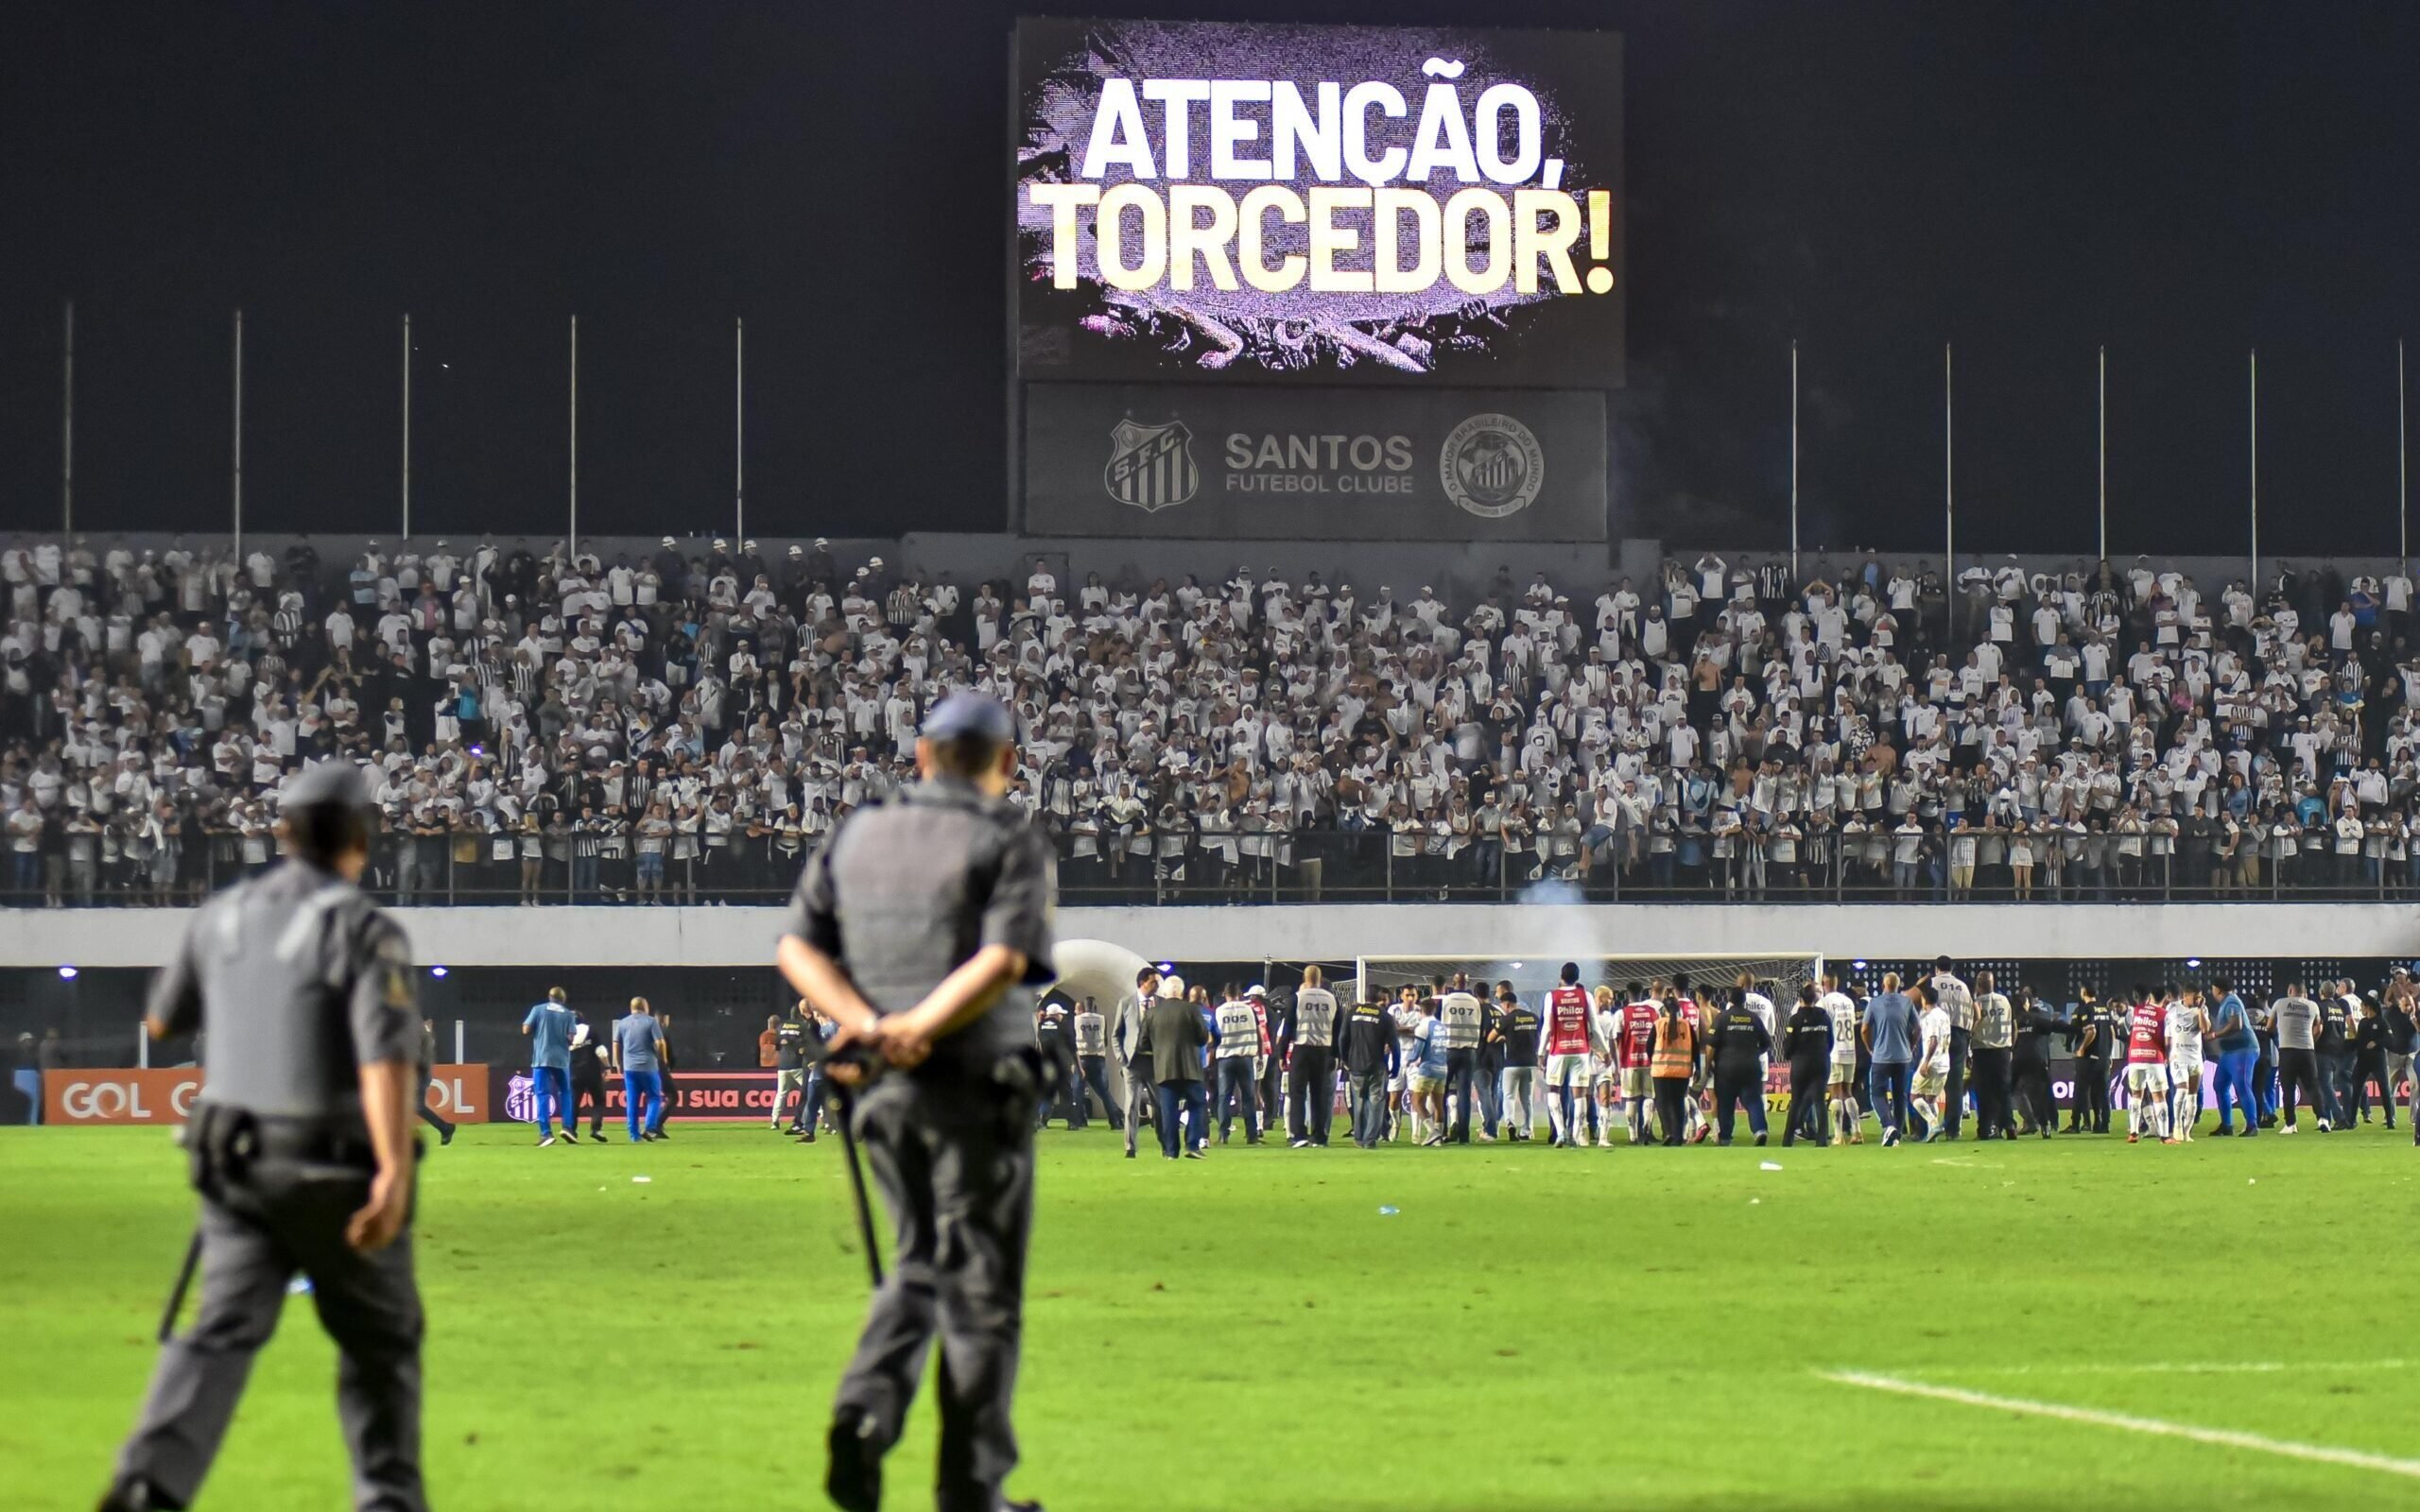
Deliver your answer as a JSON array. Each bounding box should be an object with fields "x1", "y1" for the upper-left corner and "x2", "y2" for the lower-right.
[{"x1": 0, "y1": 535, "x2": 2413, "y2": 906}]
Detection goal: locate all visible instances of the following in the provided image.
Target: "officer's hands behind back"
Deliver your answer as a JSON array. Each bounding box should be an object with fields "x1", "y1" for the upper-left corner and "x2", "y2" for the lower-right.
[{"x1": 347, "y1": 1169, "x2": 411, "y2": 1253}]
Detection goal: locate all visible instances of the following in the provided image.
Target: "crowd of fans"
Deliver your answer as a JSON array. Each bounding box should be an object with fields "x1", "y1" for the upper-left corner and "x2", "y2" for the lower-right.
[{"x1": 0, "y1": 531, "x2": 2415, "y2": 906}]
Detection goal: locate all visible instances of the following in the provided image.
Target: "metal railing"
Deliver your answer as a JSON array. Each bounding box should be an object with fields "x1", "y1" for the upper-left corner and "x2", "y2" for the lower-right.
[{"x1": 0, "y1": 823, "x2": 2407, "y2": 908}]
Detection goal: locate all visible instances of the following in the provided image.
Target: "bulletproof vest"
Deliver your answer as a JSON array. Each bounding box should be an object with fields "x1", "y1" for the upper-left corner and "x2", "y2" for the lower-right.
[{"x1": 181, "y1": 863, "x2": 415, "y2": 1122}]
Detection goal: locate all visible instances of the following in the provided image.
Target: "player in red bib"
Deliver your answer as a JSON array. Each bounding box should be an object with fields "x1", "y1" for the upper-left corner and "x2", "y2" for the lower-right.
[
  {"x1": 1542, "y1": 963, "x2": 1597, "y2": 1146},
  {"x1": 1617, "y1": 984, "x2": 1661, "y2": 1143},
  {"x1": 2123, "y1": 985, "x2": 2173, "y2": 1144}
]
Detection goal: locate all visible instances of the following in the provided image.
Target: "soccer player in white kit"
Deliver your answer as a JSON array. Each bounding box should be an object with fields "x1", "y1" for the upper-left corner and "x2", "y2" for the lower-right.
[
  {"x1": 1818, "y1": 972, "x2": 1862, "y2": 1144},
  {"x1": 1589, "y1": 986, "x2": 1623, "y2": 1145},
  {"x1": 1541, "y1": 964, "x2": 1597, "y2": 1147},
  {"x1": 2165, "y1": 986, "x2": 2210, "y2": 1143},
  {"x1": 1386, "y1": 986, "x2": 1424, "y2": 1142},
  {"x1": 1912, "y1": 983, "x2": 1953, "y2": 1142},
  {"x1": 1738, "y1": 971, "x2": 1778, "y2": 1132},
  {"x1": 2122, "y1": 985, "x2": 2173, "y2": 1144}
]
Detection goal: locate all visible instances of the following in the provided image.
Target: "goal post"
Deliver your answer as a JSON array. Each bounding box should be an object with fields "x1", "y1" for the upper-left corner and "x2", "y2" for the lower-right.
[{"x1": 1353, "y1": 952, "x2": 1827, "y2": 1008}]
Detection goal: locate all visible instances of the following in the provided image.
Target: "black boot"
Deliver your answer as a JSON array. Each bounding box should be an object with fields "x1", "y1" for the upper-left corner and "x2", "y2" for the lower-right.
[
  {"x1": 826, "y1": 1412, "x2": 887, "y2": 1512},
  {"x1": 97, "y1": 1479, "x2": 185, "y2": 1512}
]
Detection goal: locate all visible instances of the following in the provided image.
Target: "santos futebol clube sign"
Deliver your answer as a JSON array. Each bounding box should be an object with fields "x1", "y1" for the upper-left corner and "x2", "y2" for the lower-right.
[{"x1": 1106, "y1": 411, "x2": 1543, "y2": 520}]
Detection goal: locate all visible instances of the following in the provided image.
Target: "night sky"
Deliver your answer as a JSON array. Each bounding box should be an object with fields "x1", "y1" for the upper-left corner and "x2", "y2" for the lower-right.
[{"x1": 2, "y1": 0, "x2": 2415, "y2": 555}]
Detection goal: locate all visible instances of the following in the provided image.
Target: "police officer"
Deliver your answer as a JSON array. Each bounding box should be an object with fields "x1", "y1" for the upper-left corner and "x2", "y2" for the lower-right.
[
  {"x1": 1338, "y1": 994, "x2": 1398, "y2": 1148},
  {"x1": 2011, "y1": 986, "x2": 2062, "y2": 1138},
  {"x1": 777, "y1": 692, "x2": 1052, "y2": 1512},
  {"x1": 2066, "y1": 989, "x2": 2117, "y2": 1134},
  {"x1": 101, "y1": 761, "x2": 429, "y2": 1512}
]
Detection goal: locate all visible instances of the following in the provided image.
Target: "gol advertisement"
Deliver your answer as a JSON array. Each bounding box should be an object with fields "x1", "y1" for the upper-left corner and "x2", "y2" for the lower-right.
[{"x1": 43, "y1": 1066, "x2": 492, "y2": 1126}]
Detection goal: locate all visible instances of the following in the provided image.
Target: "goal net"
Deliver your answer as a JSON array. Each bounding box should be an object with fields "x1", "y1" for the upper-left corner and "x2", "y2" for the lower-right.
[{"x1": 1353, "y1": 953, "x2": 1826, "y2": 1008}]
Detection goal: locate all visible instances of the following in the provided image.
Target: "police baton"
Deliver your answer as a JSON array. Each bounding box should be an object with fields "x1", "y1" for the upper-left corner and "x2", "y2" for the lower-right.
[
  {"x1": 806, "y1": 1032, "x2": 958, "y2": 1406},
  {"x1": 806, "y1": 1037, "x2": 888, "y2": 1288},
  {"x1": 156, "y1": 1230, "x2": 203, "y2": 1344}
]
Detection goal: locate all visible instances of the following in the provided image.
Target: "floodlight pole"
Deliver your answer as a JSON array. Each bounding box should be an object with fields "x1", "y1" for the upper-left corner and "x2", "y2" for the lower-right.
[
  {"x1": 1789, "y1": 340, "x2": 1800, "y2": 578},
  {"x1": 60, "y1": 299, "x2": 74, "y2": 536},
  {"x1": 401, "y1": 314, "x2": 412, "y2": 540},
  {"x1": 2249, "y1": 350, "x2": 2259, "y2": 587},
  {"x1": 232, "y1": 309, "x2": 245, "y2": 562},
  {"x1": 1943, "y1": 342, "x2": 1954, "y2": 640},
  {"x1": 735, "y1": 317, "x2": 746, "y2": 547},
  {"x1": 2097, "y1": 346, "x2": 2107, "y2": 563},
  {"x1": 568, "y1": 315, "x2": 579, "y2": 560}
]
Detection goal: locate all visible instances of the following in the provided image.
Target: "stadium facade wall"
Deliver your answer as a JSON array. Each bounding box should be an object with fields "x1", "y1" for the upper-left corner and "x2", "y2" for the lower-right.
[{"x1": 5, "y1": 902, "x2": 2412, "y2": 970}]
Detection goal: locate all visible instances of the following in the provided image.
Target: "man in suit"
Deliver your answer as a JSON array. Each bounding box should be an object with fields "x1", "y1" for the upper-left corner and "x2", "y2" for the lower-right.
[
  {"x1": 1112, "y1": 967, "x2": 1164, "y2": 1159},
  {"x1": 1135, "y1": 975, "x2": 1212, "y2": 1159}
]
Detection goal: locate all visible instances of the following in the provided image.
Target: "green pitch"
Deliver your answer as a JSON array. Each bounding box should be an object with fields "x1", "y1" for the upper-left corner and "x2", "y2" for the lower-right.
[{"x1": 5, "y1": 1116, "x2": 2416, "y2": 1511}]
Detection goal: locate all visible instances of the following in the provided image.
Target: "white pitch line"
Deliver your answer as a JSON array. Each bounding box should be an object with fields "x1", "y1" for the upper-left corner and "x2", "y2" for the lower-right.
[
  {"x1": 1822, "y1": 1370, "x2": 2420, "y2": 1480},
  {"x1": 1954, "y1": 1359, "x2": 2409, "y2": 1378}
]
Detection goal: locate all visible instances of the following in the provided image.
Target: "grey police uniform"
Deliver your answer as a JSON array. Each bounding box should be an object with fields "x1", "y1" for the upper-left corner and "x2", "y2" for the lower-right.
[
  {"x1": 111, "y1": 857, "x2": 427, "y2": 1512},
  {"x1": 786, "y1": 772, "x2": 1055, "y2": 1512}
]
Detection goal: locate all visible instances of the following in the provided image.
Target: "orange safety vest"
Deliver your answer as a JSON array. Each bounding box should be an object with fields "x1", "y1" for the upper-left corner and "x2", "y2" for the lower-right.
[{"x1": 1651, "y1": 1017, "x2": 1697, "y2": 1079}]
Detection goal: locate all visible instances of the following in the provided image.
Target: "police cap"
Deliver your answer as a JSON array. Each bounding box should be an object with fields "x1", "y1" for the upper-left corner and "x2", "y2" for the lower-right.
[
  {"x1": 284, "y1": 760, "x2": 375, "y2": 815},
  {"x1": 922, "y1": 693, "x2": 1013, "y2": 747}
]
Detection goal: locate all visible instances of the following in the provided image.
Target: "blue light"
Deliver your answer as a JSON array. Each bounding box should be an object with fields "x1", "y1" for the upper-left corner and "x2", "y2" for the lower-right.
[
  {"x1": 429, "y1": 966, "x2": 449, "y2": 978},
  {"x1": 57, "y1": 965, "x2": 77, "y2": 980}
]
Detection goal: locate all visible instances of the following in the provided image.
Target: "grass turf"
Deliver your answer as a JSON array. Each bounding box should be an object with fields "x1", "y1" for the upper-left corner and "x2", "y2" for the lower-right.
[{"x1": 4, "y1": 1113, "x2": 2417, "y2": 1511}]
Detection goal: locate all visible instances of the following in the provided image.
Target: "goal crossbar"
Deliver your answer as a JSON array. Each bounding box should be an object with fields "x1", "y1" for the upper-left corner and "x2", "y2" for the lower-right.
[{"x1": 1354, "y1": 952, "x2": 1826, "y2": 1006}]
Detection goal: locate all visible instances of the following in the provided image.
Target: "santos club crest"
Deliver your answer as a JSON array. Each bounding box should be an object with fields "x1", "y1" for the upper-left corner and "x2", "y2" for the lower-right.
[
  {"x1": 1439, "y1": 412, "x2": 1545, "y2": 520},
  {"x1": 1104, "y1": 419, "x2": 1199, "y2": 512}
]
